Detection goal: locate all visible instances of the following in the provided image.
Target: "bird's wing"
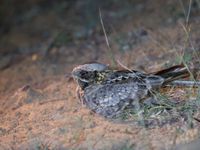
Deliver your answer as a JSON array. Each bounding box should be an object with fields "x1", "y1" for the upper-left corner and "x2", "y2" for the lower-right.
[
  {"x1": 84, "y1": 82, "x2": 148, "y2": 107},
  {"x1": 153, "y1": 65, "x2": 189, "y2": 84}
]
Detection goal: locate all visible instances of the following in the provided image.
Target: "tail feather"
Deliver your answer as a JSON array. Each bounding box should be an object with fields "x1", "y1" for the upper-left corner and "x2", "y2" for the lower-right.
[{"x1": 154, "y1": 65, "x2": 189, "y2": 84}]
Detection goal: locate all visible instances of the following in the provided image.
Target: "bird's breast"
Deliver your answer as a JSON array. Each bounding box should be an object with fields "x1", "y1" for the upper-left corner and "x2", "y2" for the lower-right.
[{"x1": 83, "y1": 82, "x2": 149, "y2": 109}]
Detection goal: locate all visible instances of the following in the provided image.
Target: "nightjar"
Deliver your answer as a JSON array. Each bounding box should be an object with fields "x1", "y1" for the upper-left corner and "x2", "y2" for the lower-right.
[{"x1": 72, "y1": 63, "x2": 189, "y2": 118}]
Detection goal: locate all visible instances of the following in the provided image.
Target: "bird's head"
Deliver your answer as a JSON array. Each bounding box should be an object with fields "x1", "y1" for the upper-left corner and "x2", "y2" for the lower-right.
[{"x1": 72, "y1": 63, "x2": 109, "y2": 89}]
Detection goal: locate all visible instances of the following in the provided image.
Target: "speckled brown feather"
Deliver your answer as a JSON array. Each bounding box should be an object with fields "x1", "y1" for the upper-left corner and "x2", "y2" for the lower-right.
[{"x1": 72, "y1": 63, "x2": 189, "y2": 118}]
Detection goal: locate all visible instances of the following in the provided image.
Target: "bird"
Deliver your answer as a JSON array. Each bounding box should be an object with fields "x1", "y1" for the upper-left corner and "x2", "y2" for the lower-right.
[{"x1": 72, "y1": 62, "x2": 189, "y2": 118}]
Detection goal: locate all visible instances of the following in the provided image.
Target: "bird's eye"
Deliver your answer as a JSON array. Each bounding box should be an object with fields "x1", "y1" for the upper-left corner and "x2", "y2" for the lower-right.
[
  {"x1": 80, "y1": 71, "x2": 95, "y2": 81},
  {"x1": 80, "y1": 71, "x2": 89, "y2": 78}
]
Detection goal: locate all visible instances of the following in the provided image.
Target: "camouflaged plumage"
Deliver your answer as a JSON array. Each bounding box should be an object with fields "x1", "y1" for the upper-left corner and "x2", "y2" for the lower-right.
[{"x1": 72, "y1": 63, "x2": 188, "y2": 118}]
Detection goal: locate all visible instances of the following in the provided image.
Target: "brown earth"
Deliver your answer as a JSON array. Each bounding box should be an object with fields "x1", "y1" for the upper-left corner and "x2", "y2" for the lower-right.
[{"x1": 0, "y1": 0, "x2": 200, "y2": 149}]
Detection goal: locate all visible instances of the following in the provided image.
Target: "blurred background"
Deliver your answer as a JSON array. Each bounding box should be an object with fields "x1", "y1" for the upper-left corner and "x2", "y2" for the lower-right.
[
  {"x1": 0, "y1": 0, "x2": 200, "y2": 96},
  {"x1": 1, "y1": 1, "x2": 200, "y2": 149}
]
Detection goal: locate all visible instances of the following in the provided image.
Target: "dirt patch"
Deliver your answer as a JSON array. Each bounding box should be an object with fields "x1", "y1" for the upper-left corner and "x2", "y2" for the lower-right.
[{"x1": 0, "y1": 0, "x2": 200, "y2": 149}]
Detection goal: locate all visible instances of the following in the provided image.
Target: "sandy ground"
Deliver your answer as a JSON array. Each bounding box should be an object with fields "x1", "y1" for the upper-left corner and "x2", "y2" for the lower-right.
[{"x1": 0, "y1": 0, "x2": 200, "y2": 149}]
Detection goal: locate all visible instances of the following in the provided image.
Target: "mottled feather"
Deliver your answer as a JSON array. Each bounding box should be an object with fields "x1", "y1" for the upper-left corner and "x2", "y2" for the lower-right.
[{"x1": 72, "y1": 63, "x2": 189, "y2": 118}]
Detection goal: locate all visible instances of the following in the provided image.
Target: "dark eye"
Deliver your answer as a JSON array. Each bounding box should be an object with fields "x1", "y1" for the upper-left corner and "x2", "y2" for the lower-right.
[
  {"x1": 80, "y1": 71, "x2": 89, "y2": 78},
  {"x1": 81, "y1": 71, "x2": 87, "y2": 76},
  {"x1": 81, "y1": 71, "x2": 95, "y2": 81}
]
